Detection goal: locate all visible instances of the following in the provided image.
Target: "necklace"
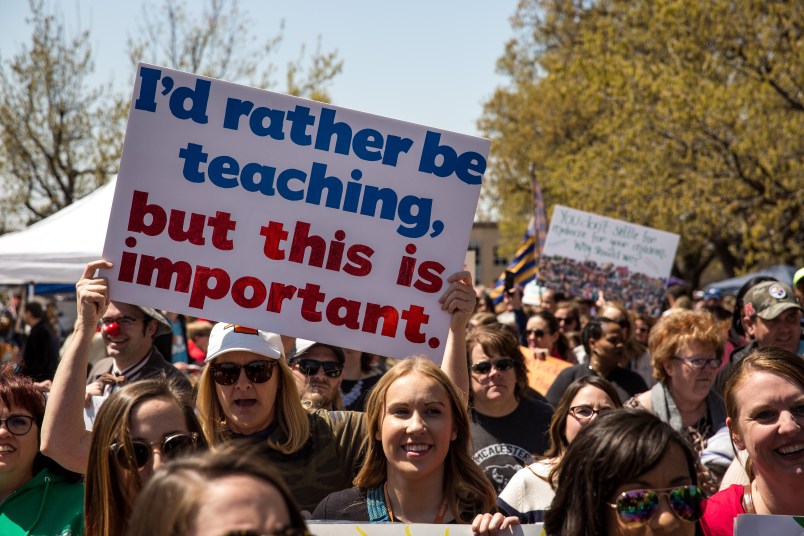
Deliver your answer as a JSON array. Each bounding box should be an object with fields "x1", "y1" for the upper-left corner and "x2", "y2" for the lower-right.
[
  {"x1": 340, "y1": 379, "x2": 364, "y2": 408},
  {"x1": 383, "y1": 482, "x2": 448, "y2": 523}
]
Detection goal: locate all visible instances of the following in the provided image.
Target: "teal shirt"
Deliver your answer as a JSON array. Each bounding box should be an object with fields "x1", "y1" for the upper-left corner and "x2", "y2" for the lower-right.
[{"x1": 0, "y1": 468, "x2": 84, "y2": 535}]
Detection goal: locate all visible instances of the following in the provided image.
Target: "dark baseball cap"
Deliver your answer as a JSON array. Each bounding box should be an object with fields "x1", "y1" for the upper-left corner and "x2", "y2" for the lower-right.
[{"x1": 743, "y1": 281, "x2": 804, "y2": 320}]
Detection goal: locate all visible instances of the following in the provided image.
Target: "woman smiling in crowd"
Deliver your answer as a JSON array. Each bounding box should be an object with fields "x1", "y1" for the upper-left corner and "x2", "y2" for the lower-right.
[
  {"x1": 312, "y1": 358, "x2": 516, "y2": 534},
  {"x1": 0, "y1": 376, "x2": 83, "y2": 535},
  {"x1": 701, "y1": 348, "x2": 804, "y2": 534}
]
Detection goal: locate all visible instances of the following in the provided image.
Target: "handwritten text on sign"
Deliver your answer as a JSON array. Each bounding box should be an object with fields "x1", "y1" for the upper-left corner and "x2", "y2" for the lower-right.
[
  {"x1": 103, "y1": 64, "x2": 487, "y2": 360},
  {"x1": 542, "y1": 205, "x2": 679, "y2": 279}
]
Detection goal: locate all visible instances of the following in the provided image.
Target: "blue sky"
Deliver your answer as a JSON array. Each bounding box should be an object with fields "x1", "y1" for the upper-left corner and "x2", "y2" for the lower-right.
[{"x1": 0, "y1": 0, "x2": 519, "y2": 137}]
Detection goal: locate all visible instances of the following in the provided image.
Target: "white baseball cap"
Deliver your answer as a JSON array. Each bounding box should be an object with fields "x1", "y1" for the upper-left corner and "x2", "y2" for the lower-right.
[{"x1": 205, "y1": 323, "x2": 284, "y2": 363}]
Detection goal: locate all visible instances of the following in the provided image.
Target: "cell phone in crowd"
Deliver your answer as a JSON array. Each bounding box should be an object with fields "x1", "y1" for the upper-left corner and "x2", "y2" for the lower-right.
[{"x1": 504, "y1": 270, "x2": 515, "y2": 293}]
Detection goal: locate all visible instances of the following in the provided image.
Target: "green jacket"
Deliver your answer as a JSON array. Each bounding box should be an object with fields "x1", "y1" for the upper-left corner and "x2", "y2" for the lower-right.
[{"x1": 0, "y1": 468, "x2": 84, "y2": 535}]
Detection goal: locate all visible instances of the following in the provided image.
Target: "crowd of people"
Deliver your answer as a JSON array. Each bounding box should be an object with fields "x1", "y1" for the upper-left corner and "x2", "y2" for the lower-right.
[
  {"x1": 0, "y1": 260, "x2": 801, "y2": 535},
  {"x1": 536, "y1": 256, "x2": 667, "y2": 315}
]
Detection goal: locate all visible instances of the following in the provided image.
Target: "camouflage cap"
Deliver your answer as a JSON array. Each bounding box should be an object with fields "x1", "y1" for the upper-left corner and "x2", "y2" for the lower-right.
[{"x1": 743, "y1": 281, "x2": 804, "y2": 320}]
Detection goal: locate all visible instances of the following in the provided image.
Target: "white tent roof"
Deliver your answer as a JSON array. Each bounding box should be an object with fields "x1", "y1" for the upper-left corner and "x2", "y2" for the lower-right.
[{"x1": 0, "y1": 177, "x2": 115, "y2": 284}]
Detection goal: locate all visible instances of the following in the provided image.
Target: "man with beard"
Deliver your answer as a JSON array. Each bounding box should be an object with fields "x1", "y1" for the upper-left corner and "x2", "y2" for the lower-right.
[{"x1": 289, "y1": 341, "x2": 345, "y2": 410}]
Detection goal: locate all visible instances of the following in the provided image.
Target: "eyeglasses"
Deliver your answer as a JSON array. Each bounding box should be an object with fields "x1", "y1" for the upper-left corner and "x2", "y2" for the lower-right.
[
  {"x1": 556, "y1": 316, "x2": 578, "y2": 325},
  {"x1": 526, "y1": 329, "x2": 546, "y2": 338},
  {"x1": 98, "y1": 315, "x2": 142, "y2": 328},
  {"x1": 673, "y1": 356, "x2": 720, "y2": 370},
  {"x1": 568, "y1": 405, "x2": 612, "y2": 422},
  {"x1": 110, "y1": 433, "x2": 199, "y2": 469},
  {"x1": 635, "y1": 326, "x2": 649, "y2": 334},
  {"x1": 291, "y1": 359, "x2": 343, "y2": 378},
  {"x1": 210, "y1": 360, "x2": 276, "y2": 385},
  {"x1": 0, "y1": 414, "x2": 34, "y2": 435},
  {"x1": 608, "y1": 485, "x2": 704, "y2": 527},
  {"x1": 470, "y1": 358, "x2": 515, "y2": 375}
]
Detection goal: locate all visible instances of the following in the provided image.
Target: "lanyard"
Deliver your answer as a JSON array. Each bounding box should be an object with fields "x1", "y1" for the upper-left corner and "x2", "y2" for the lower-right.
[{"x1": 383, "y1": 482, "x2": 449, "y2": 524}]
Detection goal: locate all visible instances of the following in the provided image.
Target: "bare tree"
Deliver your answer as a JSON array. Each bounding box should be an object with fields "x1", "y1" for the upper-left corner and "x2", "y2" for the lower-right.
[
  {"x1": 0, "y1": 0, "x2": 124, "y2": 230},
  {"x1": 127, "y1": 0, "x2": 343, "y2": 101}
]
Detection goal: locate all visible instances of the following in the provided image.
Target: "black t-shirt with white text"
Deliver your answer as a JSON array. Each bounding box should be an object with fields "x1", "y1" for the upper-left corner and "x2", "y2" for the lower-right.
[{"x1": 470, "y1": 396, "x2": 553, "y2": 493}]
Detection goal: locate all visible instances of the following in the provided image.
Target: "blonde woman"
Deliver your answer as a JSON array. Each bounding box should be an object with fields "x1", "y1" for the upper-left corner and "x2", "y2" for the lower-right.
[{"x1": 313, "y1": 358, "x2": 517, "y2": 534}]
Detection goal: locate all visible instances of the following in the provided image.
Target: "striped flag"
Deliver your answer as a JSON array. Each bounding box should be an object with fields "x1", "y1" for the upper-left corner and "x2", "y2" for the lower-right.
[{"x1": 489, "y1": 177, "x2": 548, "y2": 304}]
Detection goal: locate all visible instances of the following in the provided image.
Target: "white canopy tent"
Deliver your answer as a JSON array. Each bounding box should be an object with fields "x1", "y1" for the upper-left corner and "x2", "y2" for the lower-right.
[{"x1": 0, "y1": 177, "x2": 115, "y2": 284}]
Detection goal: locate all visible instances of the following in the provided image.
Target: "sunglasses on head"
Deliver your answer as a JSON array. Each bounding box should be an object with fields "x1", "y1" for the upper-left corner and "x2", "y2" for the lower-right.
[
  {"x1": 608, "y1": 485, "x2": 704, "y2": 527},
  {"x1": 291, "y1": 359, "x2": 343, "y2": 378},
  {"x1": 470, "y1": 358, "x2": 515, "y2": 375},
  {"x1": 526, "y1": 329, "x2": 546, "y2": 338},
  {"x1": 110, "y1": 433, "x2": 198, "y2": 470},
  {"x1": 210, "y1": 360, "x2": 276, "y2": 385}
]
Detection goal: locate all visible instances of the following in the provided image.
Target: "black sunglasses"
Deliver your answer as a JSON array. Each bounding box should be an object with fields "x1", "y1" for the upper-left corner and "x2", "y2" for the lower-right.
[
  {"x1": 526, "y1": 329, "x2": 546, "y2": 338},
  {"x1": 210, "y1": 360, "x2": 276, "y2": 385},
  {"x1": 292, "y1": 359, "x2": 343, "y2": 378},
  {"x1": 110, "y1": 433, "x2": 198, "y2": 469},
  {"x1": 470, "y1": 358, "x2": 515, "y2": 375}
]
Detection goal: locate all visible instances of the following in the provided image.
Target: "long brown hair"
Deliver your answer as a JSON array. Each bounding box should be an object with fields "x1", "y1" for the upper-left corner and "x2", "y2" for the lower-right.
[
  {"x1": 354, "y1": 357, "x2": 496, "y2": 523},
  {"x1": 84, "y1": 378, "x2": 204, "y2": 536}
]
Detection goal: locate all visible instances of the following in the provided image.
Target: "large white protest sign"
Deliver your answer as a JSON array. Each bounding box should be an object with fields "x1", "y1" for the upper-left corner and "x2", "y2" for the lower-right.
[
  {"x1": 307, "y1": 523, "x2": 544, "y2": 535},
  {"x1": 103, "y1": 64, "x2": 487, "y2": 360},
  {"x1": 538, "y1": 205, "x2": 680, "y2": 314}
]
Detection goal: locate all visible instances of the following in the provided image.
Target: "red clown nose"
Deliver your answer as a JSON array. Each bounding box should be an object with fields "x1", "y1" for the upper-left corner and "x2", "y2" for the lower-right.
[{"x1": 103, "y1": 322, "x2": 121, "y2": 338}]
